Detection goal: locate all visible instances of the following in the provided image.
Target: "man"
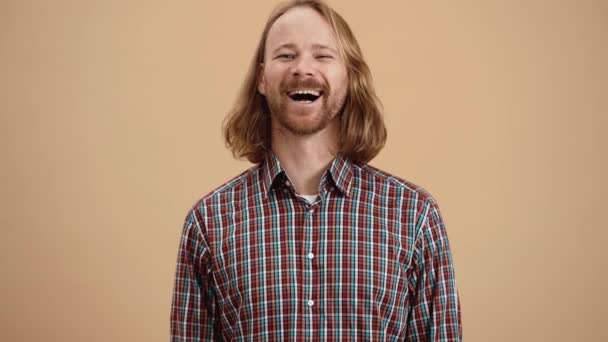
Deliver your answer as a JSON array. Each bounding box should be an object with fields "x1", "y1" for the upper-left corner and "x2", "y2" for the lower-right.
[{"x1": 171, "y1": 0, "x2": 462, "y2": 340}]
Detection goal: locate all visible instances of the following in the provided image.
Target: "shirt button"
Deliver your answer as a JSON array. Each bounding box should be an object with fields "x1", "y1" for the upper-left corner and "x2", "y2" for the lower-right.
[
  {"x1": 307, "y1": 252, "x2": 314, "y2": 259},
  {"x1": 307, "y1": 299, "x2": 315, "y2": 307},
  {"x1": 308, "y1": 208, "x2": 315, "y2": 214},
  {"x1": 285, "y1": 180, "x2": 291, "y2": 187}
]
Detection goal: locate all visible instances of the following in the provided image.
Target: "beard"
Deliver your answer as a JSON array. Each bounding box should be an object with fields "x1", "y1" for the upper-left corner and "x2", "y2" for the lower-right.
[{"x1": 264, "y1": 78, "x2": 347, "y2": 136}]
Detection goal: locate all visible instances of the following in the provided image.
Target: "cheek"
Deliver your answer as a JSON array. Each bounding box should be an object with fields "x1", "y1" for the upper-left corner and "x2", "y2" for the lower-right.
[
  {"x1": 265, "y1": 67, "x2": 288, "y2": 88},
  {"x1": 328, "y1": 68, "x2": 348, "y2": 93},
  {"x1": 332, "y1": 76, "x2": 348, "y2": 97}
]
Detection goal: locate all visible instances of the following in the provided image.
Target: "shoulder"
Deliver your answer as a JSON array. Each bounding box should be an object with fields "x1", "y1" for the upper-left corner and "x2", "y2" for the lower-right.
[
  {"x1": 357, "y1": 164, "x2": 450, "y2": 250},
  {"x1": 185, "y1": 164, "x2": 261, "y2": 223},
  {"x1": 355, "y1": 163, "x2": 440, "y2": 207}
]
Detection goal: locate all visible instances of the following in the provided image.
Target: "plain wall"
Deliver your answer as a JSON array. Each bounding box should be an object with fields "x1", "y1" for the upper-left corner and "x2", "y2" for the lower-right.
[{"x1": 1, "y1": 0, "x2": 606, "y2": 341}]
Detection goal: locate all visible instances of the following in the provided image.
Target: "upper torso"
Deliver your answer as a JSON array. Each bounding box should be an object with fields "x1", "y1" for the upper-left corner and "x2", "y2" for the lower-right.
[{"x1": 190, "y1": 152, "x2": 444, "y2": 340}]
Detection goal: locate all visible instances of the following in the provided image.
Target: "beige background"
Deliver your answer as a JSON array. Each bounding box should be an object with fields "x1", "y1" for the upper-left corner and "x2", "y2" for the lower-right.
[{"x1": 1, "y1": 0, "x2": 606, "y2": 341}]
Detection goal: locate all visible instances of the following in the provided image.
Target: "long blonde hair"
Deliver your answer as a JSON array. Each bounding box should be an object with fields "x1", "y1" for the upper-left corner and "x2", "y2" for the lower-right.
[{"x1": 223, "y1": 0, "x2": 386, "y2": 165}]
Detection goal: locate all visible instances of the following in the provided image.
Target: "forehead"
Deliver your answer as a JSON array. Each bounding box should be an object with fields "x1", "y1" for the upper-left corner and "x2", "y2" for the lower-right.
[{"x1": 265, "y1": 6, "x2": 338, "y2": 53}]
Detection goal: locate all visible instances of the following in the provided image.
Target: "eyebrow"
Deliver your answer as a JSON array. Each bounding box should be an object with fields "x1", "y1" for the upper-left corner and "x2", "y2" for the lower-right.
[
  {"x1": 271, "y1": 43, "x2": 339, "y2": 55},
  {"x1": 313, "y1": 44, "x2": 339, "y2": 54}
]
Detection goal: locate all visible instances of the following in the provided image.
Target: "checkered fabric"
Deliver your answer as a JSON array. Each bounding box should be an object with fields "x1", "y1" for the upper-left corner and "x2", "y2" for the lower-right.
[{"x1": 171, "y1": 151, "x2": 462, "y2": 341}]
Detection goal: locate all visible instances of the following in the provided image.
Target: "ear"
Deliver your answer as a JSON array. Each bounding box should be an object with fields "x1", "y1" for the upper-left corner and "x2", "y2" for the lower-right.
[{"x1": 257, "y1": 63, "x2": 266, "y2": 95}]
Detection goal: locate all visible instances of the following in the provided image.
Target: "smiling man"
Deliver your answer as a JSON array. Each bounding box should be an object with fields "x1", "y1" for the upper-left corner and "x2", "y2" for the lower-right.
[{"x1": 170, "y1": 0, "x2": 462, "y2": 341}]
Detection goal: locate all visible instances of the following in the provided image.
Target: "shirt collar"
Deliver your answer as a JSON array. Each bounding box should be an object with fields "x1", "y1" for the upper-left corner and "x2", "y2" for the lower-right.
[
  {"x1": 260, "y1": 150, "x2": 285, "y2": 197},
  {"x1": 260, "y1": 150, "x2": 354, "y2": 198}
]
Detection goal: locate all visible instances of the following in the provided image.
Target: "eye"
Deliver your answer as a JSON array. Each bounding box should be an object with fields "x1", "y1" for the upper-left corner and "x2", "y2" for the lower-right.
[
  {"x1": 277, "y1": 54, "x2": 295, "y2": 60},
  {"x1": 317, "y1": 55, "x2": 334, "y2": 59}
]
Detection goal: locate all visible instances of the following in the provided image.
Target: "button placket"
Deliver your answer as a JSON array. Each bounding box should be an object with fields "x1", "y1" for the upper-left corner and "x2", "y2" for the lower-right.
[{"x1": 303, "y1": 203, "x2": 315, "y2": 316}]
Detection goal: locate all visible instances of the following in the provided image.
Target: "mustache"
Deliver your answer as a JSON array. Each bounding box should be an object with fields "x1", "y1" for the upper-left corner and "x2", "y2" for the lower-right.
[{"x1": 280, "y1": 79, "x2": 328, "y2": 92}]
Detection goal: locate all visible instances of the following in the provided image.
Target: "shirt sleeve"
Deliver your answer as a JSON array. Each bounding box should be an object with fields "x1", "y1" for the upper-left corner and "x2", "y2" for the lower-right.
[
  {"x1": 170, "y1": 209, "x2": 221, "y2": 341},
  {"x1": 406, "y1": 200, "x2": 462, "y2": 341}
]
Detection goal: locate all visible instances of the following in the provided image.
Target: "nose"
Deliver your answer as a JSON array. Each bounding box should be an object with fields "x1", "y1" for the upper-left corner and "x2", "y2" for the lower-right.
[{"x1": 290, "y1": 54, "x2": 316, "y2": 78}]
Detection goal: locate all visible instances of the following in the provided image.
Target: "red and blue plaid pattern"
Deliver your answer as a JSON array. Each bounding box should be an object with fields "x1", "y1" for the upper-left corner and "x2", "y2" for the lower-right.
[{"x1": 171, "y1": 152, "x2": 462, "y2": 341}]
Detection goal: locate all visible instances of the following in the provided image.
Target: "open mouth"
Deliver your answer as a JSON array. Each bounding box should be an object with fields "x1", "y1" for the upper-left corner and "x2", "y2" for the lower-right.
[{"x1": 287, "y1": 89, "x2": 323, "y2": 104}]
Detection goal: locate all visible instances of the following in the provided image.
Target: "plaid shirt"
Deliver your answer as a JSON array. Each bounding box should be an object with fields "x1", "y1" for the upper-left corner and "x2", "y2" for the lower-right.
[{"x1": 171, "y1": 152, "x2": 462, "y2": 341}]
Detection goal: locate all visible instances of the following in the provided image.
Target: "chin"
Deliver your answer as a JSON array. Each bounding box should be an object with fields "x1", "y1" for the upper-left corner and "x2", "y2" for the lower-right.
[{"x1": 284, "y1": 117, "x2": 330, "y2": 136}]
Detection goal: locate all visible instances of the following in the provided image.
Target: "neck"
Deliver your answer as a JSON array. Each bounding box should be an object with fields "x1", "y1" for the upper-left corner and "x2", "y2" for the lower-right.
[{"x1": 270, "y1": 120, "x2": 339, "y2": 195}]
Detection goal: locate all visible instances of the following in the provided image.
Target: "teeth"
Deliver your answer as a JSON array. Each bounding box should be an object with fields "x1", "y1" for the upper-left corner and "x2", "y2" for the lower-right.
[{"x1": 288, "y1": 89, "x2": 321, "y2": 96}]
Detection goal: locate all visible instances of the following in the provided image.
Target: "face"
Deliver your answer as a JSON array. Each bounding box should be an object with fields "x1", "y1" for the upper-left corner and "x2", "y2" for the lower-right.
[{"x1": 258, "y1": 6, "x2": 348, "y2": 136}]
